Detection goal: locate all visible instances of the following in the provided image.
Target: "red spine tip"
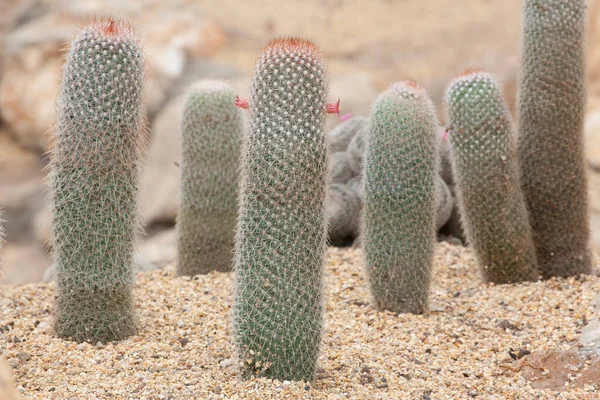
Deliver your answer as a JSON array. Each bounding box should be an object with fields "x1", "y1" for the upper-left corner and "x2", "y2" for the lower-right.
[
  {"x1": 339, "y1": 113, "x2": 352, "y2": 122},
  {"x1": 441, "y1": 128, "x2": 449, "y2": 141},
  {"x1": 325, "y1": 99, "x2": 341, "y2": 116},
  {"x1": 235, "y1": 96, "x2": 249, "y2": 109}
]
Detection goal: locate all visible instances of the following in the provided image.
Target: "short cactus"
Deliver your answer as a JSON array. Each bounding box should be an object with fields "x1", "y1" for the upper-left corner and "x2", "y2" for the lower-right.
[
  {"x1": 348, "y1": 118, "x2": 373, "y2": 173},
  {"x1": 435, "y1": 176, "x2": 454, "y2": 231},
  {"x1": 326, "y1": 183, "x2": 360, "y2": 245},
  {"x1": 176, "y1": 80, "x2": 243, "y2": 276},
  {"x1": 329, "y1": 151, "x2": 353, "y2": 184},
  {"x1": 326, "y1": 116, "x2": 368, "y2": 153},
  {"x1": 233, "y1": 38, "x2": 330, "y2": 381},
  {"x1": 363, "y1": 81, "x2": 438, "y2": 314},
  {"x1": 446, "y1": 71, "x2": 539, "y2": 284},
  {"x1": 517, "y1": 0, "x2": 591, "y2": 278},
  {"x1": 50, "y1": 19, "x2": 145, "y2": 342}
]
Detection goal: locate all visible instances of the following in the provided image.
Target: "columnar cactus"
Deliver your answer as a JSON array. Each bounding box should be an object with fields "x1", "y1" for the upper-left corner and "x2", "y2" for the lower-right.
[
  {"x1": 233, "y1": 38, "x2": 330, "y2": 381},
  {"x1": 446, "y1": 71, "x2": 539, "y2": 284},
  {"x1": 50, "y1": 19, "x2": 145, "y2": 342},
  {"x1": 517, "y1": 0, "x2": 591, "y2": 278},
  {"x1": 363, "y1": 81, "x2": 438, "y2": 314},
  {"x1": 176, "y1": 81, "x2": 243, "y2": 276}
]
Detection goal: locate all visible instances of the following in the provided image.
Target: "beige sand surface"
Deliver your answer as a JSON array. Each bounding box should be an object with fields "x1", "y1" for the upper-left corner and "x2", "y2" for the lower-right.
[{"x1": 1, "y1": 243, "x2": 600, "y2": 399}]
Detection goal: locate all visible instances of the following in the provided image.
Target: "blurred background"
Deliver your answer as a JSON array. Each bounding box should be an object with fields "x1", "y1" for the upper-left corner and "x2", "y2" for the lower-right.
[{"x1": 3, "y1": 0, "x2": 600, "y2": 284}]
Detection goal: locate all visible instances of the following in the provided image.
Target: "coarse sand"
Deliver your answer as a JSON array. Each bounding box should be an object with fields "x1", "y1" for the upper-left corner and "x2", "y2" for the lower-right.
[{"x1": 2, "y1": 242, "x2": 600, "y2": 399}]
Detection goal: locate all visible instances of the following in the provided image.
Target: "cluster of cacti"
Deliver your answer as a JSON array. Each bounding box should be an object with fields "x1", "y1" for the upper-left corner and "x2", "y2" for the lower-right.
[
  {"x1": 517, "y1": 0, "x2": 591, "y2": 278},
  {"x1": 50, "y1": 19, "x2": 145, "y2": 343},
  {"x1": 0, "y1": 0, "x2": 590, "y2": 391},
  {"x1": 176, "y1": 80, "x2": 243, "y2": 276},
  {"x1": 232, "y1": 38, "x2": 330, "y2": 381},
  {"x1": 362, "y1": 81, "x2": 439, "y2": 314},
  {"x1": 326, "y1": 183, "x2": 360, "y2": 243},
  {"x1": 325, "y1": 116, "x2": 455, "y2": 246},
  {"x1": 324, "y1": 117, "x2": 368, "y2": 245},
  {"x1": 446, "y1": 71, "x2": 540, "y2": 284}
]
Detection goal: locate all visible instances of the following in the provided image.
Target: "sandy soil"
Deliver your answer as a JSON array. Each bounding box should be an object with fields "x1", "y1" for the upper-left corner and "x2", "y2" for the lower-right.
[{"x1": 1, "y1": 243, "x2": 600, "y2": 399}]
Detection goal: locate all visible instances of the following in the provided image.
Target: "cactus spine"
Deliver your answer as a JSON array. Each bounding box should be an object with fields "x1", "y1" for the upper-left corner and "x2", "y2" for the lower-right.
[
  {"x1": 363, "y1": 81, "x2": 438, "y2": 314},
  {"x1": 517, "y1": 0, "x2": 591, "y2": 278},
  {"x1": 446, "y1": 72, "x2": 539, "y2": 284},
  {"x1": 176, "y1": 81, "x2": 243, "y2": 276},
  {"x1": 233, "y1": 38, "x2": 329, "y2": 381},
  {"x1": 50, "y1": 19, "x2": 145, "y2": 342}
]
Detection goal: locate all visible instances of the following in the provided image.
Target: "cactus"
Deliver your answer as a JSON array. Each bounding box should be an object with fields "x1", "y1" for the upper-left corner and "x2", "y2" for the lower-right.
[
  {"x1": 176, "y1": 80, "x2": 243, "y2": 276},
  {"x1": 517, "y1": 0, "x2": 590, "y2": 278},
  {"x1": 326, "y1": 183, "x2": 360, "y2": 245},
  {"x1": 50, "y1": 19, "x2": 145, "y2": 342},
  {"x1": 346, "y1": 123, "x2": 368, "y2": 176},
  {"x1": 233, "y1": 38, "x2": 330, "y2": 381},
  {"x1": 326, "y1": 115, "x2": 368, "y2": 153},
  {"x1": 329, "y1": 151, "x2": 353, "y2": 184},
  {"x1": 435, "y1": 176, "x2": 454, "y2": 231},
  {"x1": 446, "y1": 71, "x2": 539, "y2": 284},
  {"x1": 363, "y1": 81, "x2": 438, "y2": 314}
]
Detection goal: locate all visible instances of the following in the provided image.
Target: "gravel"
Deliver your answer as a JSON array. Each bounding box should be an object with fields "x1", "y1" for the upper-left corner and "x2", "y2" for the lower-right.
[{"x1": 1, "y1": 243, "x2": 600, "y2": 399}]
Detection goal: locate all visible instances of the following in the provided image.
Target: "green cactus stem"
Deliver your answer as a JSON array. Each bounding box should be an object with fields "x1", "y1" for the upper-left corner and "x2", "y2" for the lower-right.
[
  {"x1": 517, "y1": 0, "x2": 591, "y2": 278},
  {"x1": 363, "y1": 81, "x2": 438, "y2": 314},
  {"x1": 50, "y1": 19, "x2": 146, "y2": 343},
  {"x1": 232, "y1": 37, "x2": 330, "y2": 381},
  {"x1": 447, "y1": 71, "x2": 539, "y2": 284},
  {"x1": 176, "y1": 80, "x2": 243, "y2": 276}
]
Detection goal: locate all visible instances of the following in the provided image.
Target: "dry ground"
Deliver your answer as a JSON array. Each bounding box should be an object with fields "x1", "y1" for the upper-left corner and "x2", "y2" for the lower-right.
[{"x1": 2, "y1": 243, "x2": 600, "y2": 399}]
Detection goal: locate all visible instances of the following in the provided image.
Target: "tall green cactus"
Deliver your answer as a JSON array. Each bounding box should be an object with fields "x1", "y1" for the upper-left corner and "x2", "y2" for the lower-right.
[
  {"x1": 176, "y1": 81, "x2": 242, "y2": 276},
  {"x1": 446, "y1": 71, "x2": 539, "y2": 284},
  {"x1": 518, "y1": 0, "x2": 591, "y2": 278},
  {"x1": 363, "y1": 81, "x2": 438, "y2": 314},
  {"x1": 233, "y1": 38, "x2": 330, "y2": 381},
  {"x1": 50, "y1": 19, "x2": 145, "y2": 343}
]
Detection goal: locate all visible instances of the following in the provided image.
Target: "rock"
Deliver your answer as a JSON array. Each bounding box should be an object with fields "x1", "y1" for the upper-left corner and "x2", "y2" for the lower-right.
[
  {"x1": 326, "y1": 183, "x2": 361, "y2": 246},
  {"x1": 0, "y1": 56, "x2": 61, "y2": 151},
  {"x1": 139, "y1": 228, "x2": 177, "y2": 268},
  {"x1": 439, "y1": 202, "x2": 466, "y2": 244},
  {"x1": 3, "y1": 243, "x2": 47, "y2": 285},
  {"x1": 435, "y1": 177, "x2": 454, "y2": 230},
  {"x1": 585, "y1": 109, "x2": 600, "y2": 169},
  {"x1": 329, "y1": 152, "x2": 353, "y2": 184},
  {"x1": 0, "y1": 4, "x2": 226, "y2": 151},
  {"x1": 439, "y1": 127, "x2": 454, "y2": 186},
  {"x1": 346, "y1": 124, "x2": 368, "y2": 176},
  {"x1": 0, "y1": 357, "x2": 21, "y2": 400},
  {"x1": 580, "y1": 293, "x2": 600, "y2": 356},
  {"x1": 347, "y1": 176, "x2": 364, "y2": 201},
  {"x1": 139, "y1": 96, "x2": 185, "y2": 226},
  {"x1": 326, "y1": 116, "x2": 368, "y2": 153}
]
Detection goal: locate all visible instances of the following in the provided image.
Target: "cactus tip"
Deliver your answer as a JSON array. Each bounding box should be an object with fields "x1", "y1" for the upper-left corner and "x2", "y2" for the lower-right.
[
  {"x1": 326, "y1": 99, "x2": 341, "y2": 116},
  {"x1": 401, "y1": 80, "x2": 422, "y2": 89},
  {"x1": 458, "y1": 68, "x2": 485, "y2": 78},
  {"x1": 264, "y1": 37, "x2": 320, "y2": 56},
  {"x1": 235, "y1": 96, "x2": 249, "y2": 110}
]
